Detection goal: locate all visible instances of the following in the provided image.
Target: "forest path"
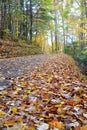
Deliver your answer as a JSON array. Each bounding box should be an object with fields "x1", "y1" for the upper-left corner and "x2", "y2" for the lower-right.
[
  {"x1": 0, "y1": 54, "x2": 55, "y2": 86},
  {"x1": 0, "y1": 54, "x2": 87, "y2": 130}
]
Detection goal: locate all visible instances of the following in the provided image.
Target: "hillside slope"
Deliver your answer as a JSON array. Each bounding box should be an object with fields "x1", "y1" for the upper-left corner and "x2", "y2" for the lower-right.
[{"x1": 0, "y1": 39, "x2": 43, "y2": 58}]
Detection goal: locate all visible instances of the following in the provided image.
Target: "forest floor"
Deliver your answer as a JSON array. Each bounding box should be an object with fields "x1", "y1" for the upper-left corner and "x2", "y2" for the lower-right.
[
  {"x1": 0, "y1": 54, "x2": 87, "y2": 130},
  {"x1": 0, "y1": 39, "x2": 42, "y2": 58}
]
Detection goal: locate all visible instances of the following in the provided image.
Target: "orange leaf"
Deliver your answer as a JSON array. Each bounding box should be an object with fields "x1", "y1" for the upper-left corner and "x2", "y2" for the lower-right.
[
  {"x1": 4, "y1": 120, "x2": 16, "y2": 127},
  {"x1": 49, "y1": 119, "x2": 62, "y2": 129},
  {"x1": 67, "y1": 100, "x2": 75, "y2": 106}
]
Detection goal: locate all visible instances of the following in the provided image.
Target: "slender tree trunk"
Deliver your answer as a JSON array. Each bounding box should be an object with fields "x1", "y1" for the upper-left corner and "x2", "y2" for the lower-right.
[
  {"x1": 51, "y1": 30, "x2": 54, "y2": 53},
  {"x1": 62, "y1": 16, "x2": 66, "y2": 49},
  {"x1": 0, "y1": 1, "x2": 5, "y2": 38},
  {"x1": 54, "y1": 10, "x2": 58, "y2": 53},
  {"x1": 26, "y1": 2, "x2": 29, "y2": 40},
  {"x1": 0, "y1": 1, "x2": 3, "y2": 38},
  {"x1": 4, "y1": 2, "x2": 7, "y2": 29},
  {"x1": 83, "y1": 0, "x2": 87, "y2": 45},
  {"x1": 79, "y1": 1, "x2": 85, "y2": 49},
  {"x1": 19, "y1": 0, "x2": 24, "y2": 39},
  {"x1": 84, "y1": 0, "x2": 87, "y2": 18},
  {"x1": 8, "y1": 3, "x2": 12, "y2": 38},
  {"x1": 30, "y1": 0, "x2": 33, "y2": 44}
]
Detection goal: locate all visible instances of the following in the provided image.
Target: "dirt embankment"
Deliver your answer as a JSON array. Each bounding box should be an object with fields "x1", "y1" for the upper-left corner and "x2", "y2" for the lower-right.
[{"x1": 0, "y1": 39, "x2": 43, "y2": 58}]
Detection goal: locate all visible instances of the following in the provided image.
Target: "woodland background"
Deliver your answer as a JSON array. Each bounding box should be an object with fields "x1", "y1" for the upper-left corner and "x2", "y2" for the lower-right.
[{"x1": 0, "y1": 0, "x2": 87, "y2": 69}]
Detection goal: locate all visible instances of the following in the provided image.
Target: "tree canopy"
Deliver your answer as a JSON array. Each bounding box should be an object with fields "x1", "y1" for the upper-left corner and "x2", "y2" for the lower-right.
[{"x1": 0, "y1": 0, "x2": 87, "y2": 53}]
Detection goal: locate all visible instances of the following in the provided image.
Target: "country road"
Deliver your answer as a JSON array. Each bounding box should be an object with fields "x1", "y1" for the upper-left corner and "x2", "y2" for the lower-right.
[
  {"x1": 0, "y1": 54, "x2": 54, "y2": 86},
  {"x1": 0, "y1": 54, "x2": 87, "y2": 130}
]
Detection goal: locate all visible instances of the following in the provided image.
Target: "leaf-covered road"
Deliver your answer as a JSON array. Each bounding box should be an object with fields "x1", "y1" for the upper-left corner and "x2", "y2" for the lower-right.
[
  {"x1": 0, "y1": 54, "x2": 53, "y2": 86},
  {"x1": 0, "y1": 54, "x2": 87, "y2": 130}
]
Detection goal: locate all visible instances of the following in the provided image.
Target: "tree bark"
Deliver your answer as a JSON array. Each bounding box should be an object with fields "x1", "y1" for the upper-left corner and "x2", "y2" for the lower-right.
[
  {"x1": 51, "y1": 30, "x2": 54, "y2": 53},
  {"x1": 30, "y1": 0, "x2": 33, "y2": 44},
  {"x1": 54, "y1": 10, "x2": 58, "y2": 53},
  {"x1": 62, "y1": 15, "x2": 66, "y2": 49}
]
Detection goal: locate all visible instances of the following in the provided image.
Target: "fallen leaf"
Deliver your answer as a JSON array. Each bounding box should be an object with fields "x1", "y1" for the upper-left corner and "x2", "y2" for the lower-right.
[
  {"x1": 83, "y1": 113, "x2": 87, "y2": 118},
  {"x1": 60, "y1": 114, "x2": 67, "y2": 119},
  {"x1": 49, "y1": 119, "x2": 63, "y2": 129},
  {"x1": 37, "y1": 123, "x2": 49, "y2": 130},
  {"x1": 67, "y1": 100, "x2": 76, "y2": 106},
  {"x1": 57, "y1": 108, "x2": 62, "y2": 113},
  {"x1": 12, "y1": 107, "x2": 18, "y2": 114},
  {"x1": 81, "y1": 125, "x2": 87, "y2": 130},
  {"x1": 27, "y1": 90, "x2": 31, "y2": 94},
  {"x1": 0, "y1": 111, "x2": 6, "y2": 118},
  {"x1": 4, "y1": 120, "x2": 16, "y2": 127}
]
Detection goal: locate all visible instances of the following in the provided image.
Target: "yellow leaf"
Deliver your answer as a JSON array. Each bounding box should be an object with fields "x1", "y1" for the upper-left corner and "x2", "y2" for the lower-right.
[
  {"x1": 23, "y1": 95, "x2": 27, "y2": 99},
  {"x1": 17, "y1": 117, "x2": 23, "y2": 124},
  {"x1": 81, "y1": 125, "x2": 87, "y2": 130},
  {"x1": 39, "y1": 113, "x2": 49, "y2": 119},
  {"x1": 21, "y1": 121, "x2": 35, "y2": 130},
  {"x1": 39, "y1": 113, "x2": 46, "y2": 118},
  {"x1": 21, "y1": 81, "x2": 28, "y2": 87},
  {"x1": 28, "y1": 126, "x2": 35, "y2": 130},
  {"x1": 27, "y1": 90, "x2": 31, "y2": 94},
  {"x1": 60, "y1": 114, "x2": 67, "y2": 119},
  {"x1": 78, "y1": 87, "x2": 83, "y2": 93},
  {"x1": 57, "y1": 108, "x2": 62, "y2": 113},
  {"x1": 4, "y1": 120, "x2": 16, "y2": 127},
  {"x1": 0, "y1": 111, "x2": 6, "y2": 118},
  {"x1": 60, "y1": 101, "x2": 65, "y2": 105},
  {"x1": 21, "y1": 125, "x2": 28, "y2": 130},
  {"x1": 16, "y1": 87, "x2": 22, "y2": 92},
  {"x1": 76, "y1": 96, "x2": 82, "y2": 103},
  {"x1": 12, "y1": 107, "x2": 18, "y2": 114}
]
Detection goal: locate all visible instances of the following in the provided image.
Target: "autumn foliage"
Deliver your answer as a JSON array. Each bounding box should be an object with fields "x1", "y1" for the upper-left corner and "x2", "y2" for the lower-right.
[{"x1": 0, "y1": 54, "x2": 87, "y2": 130}]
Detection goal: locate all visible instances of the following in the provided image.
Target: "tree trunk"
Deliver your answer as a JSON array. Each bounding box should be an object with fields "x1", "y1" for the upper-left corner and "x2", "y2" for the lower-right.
[
  {"x1": 30, "y1": 0, "x2": 33, "y2": 44},
  {"x1": 83, "y1": 0, "x2": 87, "y2": 45},
  {"x1": 54, "y1": 10, "x2": 58, "y2": 53},
  {"x1": 62, "y1": 15, "x2": 66, "y2": 50},
  {"x1": 51, "y1": 30, "x2": 54, "y2": 53},
  {"x1": 84, "y1": 0, "x2": 87, "y2": 18},
  {"x1": 8, "y1": 3, "x2": 12, "y2": 38},
  {"x1": 79, "y1": 1, "x2": 85, "y2": 49}
]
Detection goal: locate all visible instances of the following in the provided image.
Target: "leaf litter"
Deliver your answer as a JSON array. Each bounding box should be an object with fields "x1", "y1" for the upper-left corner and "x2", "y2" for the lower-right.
[{"x1": 0, "y1": 54, "x2": 87, "y2": 130}]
